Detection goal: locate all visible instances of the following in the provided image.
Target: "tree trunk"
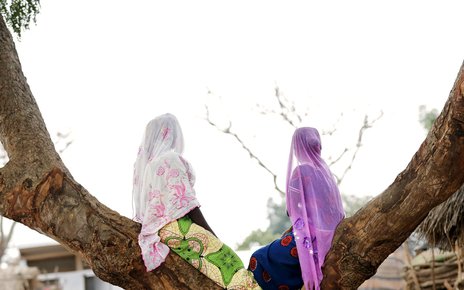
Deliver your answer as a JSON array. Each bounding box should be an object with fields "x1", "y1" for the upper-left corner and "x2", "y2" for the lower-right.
[
  {"x1": 321, "y1": 63, "x2": 464, "y2": 288},
  {"x1": 1, "y1": 10, "x2": 464, "y2": 289},
  {"x1": 0, "y1": 14, "x2": 221, "y2": 290}
]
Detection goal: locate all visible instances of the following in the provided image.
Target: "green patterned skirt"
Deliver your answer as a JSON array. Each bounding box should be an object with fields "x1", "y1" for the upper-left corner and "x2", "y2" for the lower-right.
[{"x1": 159, "y1": 216, "x2": 261, "y2": 290}]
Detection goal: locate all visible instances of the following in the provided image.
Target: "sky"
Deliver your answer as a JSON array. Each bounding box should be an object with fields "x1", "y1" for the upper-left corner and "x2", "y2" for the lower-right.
[{"x1": 3, "y1": 0, "x2": 464, "y2": 251}]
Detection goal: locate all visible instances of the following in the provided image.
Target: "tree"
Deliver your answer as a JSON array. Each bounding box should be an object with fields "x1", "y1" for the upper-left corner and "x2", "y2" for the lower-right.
[
  {"x1": 321, "y1": 72, "x2": 464, "y2": 288},
  {"x1": 419, "y1": 105, "x2": 439, "y2": 131},
  {"x1": 0, "y1": 0, "x2": 39, "y2": 37},
  {"x1": 0, "y1": 14, "x2": 221, "y2": 289},
  {"x1": 1, "y1": 10, "x2": 464, "y2": 290},
  {"x1": 206, "y1": 91, "x2": 378, "y2": 250}
]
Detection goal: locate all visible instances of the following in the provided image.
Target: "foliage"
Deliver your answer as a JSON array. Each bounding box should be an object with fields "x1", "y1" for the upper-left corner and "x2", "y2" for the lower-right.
[
  {"x1": 236, "y1": 194, "x2": 372, "y2": 250},
  {"x1": 341, "y1": 194, "x2": 372, "y2": 217},
  {"x1": 419, "y1": 105, "x2": 439, "y2": 132},
  {"x1": 236, "y1": 198, "x2": 289, "y2": 251},
  {"x1": 0, "y1": 0, "x2": 40, "y2": 37},
  {"x1": 236, "y1": 228, "x2": 280, "y2": 251}
]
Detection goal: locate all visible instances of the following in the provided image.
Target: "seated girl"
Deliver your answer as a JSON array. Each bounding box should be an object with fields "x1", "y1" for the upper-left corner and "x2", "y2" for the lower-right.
[
  {"x1": 132, "y1": 113, "x2": 260, "y2": 289},
  {"x1": 248, "y1": 127, "x2": 345, "y2": 290}
]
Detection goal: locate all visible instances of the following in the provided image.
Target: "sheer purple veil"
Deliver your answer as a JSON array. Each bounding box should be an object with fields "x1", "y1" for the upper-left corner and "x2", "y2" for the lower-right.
[{"x1": 286, "y1": 127, "x2": 344, "y2": 290}]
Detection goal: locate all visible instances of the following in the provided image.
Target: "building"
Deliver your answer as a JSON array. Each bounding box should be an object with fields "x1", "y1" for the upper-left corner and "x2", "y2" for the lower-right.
[{"x1": 18, "y1": 243, "x2": 121, "y2": 290}]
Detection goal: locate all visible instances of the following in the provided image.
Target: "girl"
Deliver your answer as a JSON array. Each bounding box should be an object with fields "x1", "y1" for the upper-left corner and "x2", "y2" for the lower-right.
[
  {"x1": 132, "y1": 113, "x2": 259, "y2": 289},
  {"x1": 249, "y1": 127, "x2": 345, "y2": 290}
]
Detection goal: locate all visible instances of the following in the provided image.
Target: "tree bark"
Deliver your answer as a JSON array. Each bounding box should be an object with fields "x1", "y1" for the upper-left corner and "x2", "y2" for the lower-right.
[
  {"x1": 0, "y1": 14, "x2": 221, "y2": 290},
  {"x1": 321, "y1": 63, "x2": 464, "y2": 288},
  {"x1": 1, "y1": 9, "x2": 464, "y2": 290}
]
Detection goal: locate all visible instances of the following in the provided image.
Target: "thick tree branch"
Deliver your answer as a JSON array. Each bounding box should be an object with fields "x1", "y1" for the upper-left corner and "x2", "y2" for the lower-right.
[
  {"x1": 334, "y1": 112, "x2": 383, "y2": 185},
  {"x1": 0, "y1": 130, "x2": 72, "y2": 262},
  {"x1": 2, "y1": 8, "x2": 464, "y2": 289},
  {"x1": 1, "y1": 168, "x2": 220, "y2": 289},
  {"x1": 321, "y1": 62, "x2": 464, "y2": 289},
  {"x1": 0, "y1": 14, "x2": 221, "y2": 290}
]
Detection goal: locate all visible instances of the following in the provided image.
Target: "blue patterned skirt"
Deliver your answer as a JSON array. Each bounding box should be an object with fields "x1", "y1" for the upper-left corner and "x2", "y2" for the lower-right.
[{"x1": 248, "y1": 232, "x2": 303, "y2": 290}]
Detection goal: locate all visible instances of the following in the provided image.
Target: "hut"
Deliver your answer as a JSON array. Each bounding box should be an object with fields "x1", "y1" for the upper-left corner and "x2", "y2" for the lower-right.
[
  {"x1": 403, "y1": 186, "x2": 464, "y2": 289},
  {"x1": 417, "y1": 186, "x2": 464, "y2": 250}
]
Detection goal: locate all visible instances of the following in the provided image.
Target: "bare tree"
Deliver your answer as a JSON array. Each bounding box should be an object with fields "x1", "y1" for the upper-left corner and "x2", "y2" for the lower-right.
[
  {"x1": 321, "y1": 71, "x2": 464, "y2": 288},
  {"x1": 205, "y1": 89, "x2": 382, "y2": 249},
  {"x1": 0, "y1": 12, "x2": 463, "y2": 289},
  {"x1": 205, "y1": 105, "x2": 284, "y2": 195},
  {"x1": 206, "y1": 87, "x2": 383, "y2": 190}
]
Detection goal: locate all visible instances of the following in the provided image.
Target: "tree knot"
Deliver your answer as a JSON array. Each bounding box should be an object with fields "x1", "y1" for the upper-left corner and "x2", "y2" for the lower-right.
[{"x1": 34, "y1": 167, "x2": 64, "y2": 208}]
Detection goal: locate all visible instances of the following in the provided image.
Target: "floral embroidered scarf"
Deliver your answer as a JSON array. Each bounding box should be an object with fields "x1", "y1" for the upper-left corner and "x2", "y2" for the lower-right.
[{"x1": 132, "y1": 114, "x2": 200, "y2": 270}]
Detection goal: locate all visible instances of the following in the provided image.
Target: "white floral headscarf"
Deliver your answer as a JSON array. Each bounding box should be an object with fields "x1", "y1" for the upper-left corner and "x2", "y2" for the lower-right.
[
  {"x1": 133, "y1": 113, "x2": 185, "y2": 221},
  {"x1": 132, "y1": 114, "x2": 200, "y2": 270}
]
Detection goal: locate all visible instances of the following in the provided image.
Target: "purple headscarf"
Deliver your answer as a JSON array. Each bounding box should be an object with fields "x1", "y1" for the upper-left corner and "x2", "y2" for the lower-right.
[{"x1": 286, "y1": 127, "x2": 344, "y2": 290}]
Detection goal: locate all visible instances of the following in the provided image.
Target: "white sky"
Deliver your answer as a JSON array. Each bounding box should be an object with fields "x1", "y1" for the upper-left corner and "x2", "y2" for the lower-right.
[{"x1": 4, "y1": 0, "x2": 464, "y2": 250}]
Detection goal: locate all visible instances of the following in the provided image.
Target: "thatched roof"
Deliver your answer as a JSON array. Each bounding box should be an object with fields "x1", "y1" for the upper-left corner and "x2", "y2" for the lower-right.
[{"x1": 417, "y1": 185, "x2": 464, "y2": 251}]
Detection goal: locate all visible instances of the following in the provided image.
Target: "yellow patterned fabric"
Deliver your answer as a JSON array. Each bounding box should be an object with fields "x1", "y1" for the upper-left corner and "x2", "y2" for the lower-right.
[{"x1": 159, "y1": 216, "x2": 261, "y2": 290}]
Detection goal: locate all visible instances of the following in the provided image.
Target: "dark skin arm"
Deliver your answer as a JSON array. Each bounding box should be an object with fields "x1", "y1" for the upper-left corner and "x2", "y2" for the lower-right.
[
  {"x1": 282, "y1": 225, "x2": 293, "y2": 237},
  {"x1": 188, "y1": 207, "x2": 216, "y2": 237}
]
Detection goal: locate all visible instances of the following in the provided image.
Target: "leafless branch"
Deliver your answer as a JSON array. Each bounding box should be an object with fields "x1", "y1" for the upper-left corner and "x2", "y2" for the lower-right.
[
  {"x1": 321, "y1": 113, "x2": 344, "y2": 136},
  {"x1": 336, "y1": 111, "x2": 384, "y2": 185},
  {"x1": 256, "y1": 86, "x2": 303, "y2": 128},
  {"x1": 329, "y1": 148, "x2": 349, "y2": 167},
  {"x1": 55, "y1": 131, "x2": 73, "y2": 154},
  {"x1": 205, "y1": 105, "x2": 285, "y2": 196},
  {"x1": 274, "y1": 86, "x2": 301, "y2": 127},
  {"x1": 259, "y1": 86, "x2": 344, "y2": 138},
  {"x1": 207, "y1": 87, "x2": 382, "y2": 194},
  {"x1": 322, "y1": 127, "x2": 337, "y2": 136}
]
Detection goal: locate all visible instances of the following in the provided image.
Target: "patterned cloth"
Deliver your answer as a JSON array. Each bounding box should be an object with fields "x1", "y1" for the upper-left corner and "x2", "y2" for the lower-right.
[
  {"x1": 160, "y1": 216, "x2": 261, "y2": 290},
  {"x1": 249, "y1": 232, "x2": 303, "y2": 290},
  {"x1": 138, "y1": 152, "x2": 200, "y2": 271},
  {"x1": 133, "y1": 114, "x2": 202, "y2": 271}
]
